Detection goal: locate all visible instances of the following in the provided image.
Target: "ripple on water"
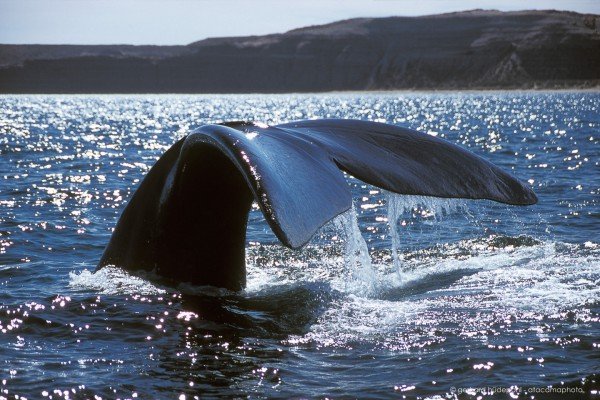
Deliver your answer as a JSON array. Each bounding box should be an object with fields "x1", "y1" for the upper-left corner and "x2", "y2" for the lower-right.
[{"x1": 0, "y1": 93, "x2": 598, "y2": 398}]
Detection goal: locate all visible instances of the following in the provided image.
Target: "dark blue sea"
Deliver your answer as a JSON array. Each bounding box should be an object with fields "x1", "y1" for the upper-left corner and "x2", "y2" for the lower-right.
[{"x1": 0, "y1": 93, "x2": 598, "y2": 399}]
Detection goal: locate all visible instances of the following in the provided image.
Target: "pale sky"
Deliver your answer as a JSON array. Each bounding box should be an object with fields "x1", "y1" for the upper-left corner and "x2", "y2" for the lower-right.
[{"x1": 1, "y1": 0, "x2": 599, "y2": 45}]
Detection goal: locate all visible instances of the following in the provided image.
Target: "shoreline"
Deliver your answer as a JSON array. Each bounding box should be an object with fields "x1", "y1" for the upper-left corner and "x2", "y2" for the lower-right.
[{"x1": 1, "y1": 88, "x2": 599, "y2": 96}]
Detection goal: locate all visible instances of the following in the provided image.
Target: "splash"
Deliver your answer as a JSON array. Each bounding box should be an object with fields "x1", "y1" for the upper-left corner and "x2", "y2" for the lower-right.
[{"x1": 69, "y1": 266, "x2": 166, "y2": 295}]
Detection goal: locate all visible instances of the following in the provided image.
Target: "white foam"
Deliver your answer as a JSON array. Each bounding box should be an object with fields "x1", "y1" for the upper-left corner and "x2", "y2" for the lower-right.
[
  {"x1": 244, "y1": 243, "x2": 348, "y2": 295},
  {"x1": 289, "y1": 241, "x2": 600, "y2": 349},
  {"x1": 69, "y1": 266, "x2": 166, "y2": 295}
]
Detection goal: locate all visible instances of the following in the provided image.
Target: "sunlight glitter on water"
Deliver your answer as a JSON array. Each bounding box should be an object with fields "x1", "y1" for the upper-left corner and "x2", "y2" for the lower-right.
[{"x1": 1, "y1": 93, "x2": 599, "y2": 398}]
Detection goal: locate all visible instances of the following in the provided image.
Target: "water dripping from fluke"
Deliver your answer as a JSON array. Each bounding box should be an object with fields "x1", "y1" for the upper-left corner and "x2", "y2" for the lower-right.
[
  {"x1": 386, "y1": 191, "x2": 403, "y2": 282},
  {"x1": 328, "y1": 193, "x2": 477, "y2": 298},
  {"x1": 332, "y1": 205, "x2": 377, "y2": 296}
]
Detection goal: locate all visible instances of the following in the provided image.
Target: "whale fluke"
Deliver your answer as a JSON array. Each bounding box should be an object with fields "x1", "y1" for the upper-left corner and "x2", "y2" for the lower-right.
[{"x1": 97, "y1": 119, "x2": 537, "y2": 290}]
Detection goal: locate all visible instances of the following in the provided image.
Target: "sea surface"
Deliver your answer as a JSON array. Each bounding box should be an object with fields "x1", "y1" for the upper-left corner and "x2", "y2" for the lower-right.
[{"x1": 0, "y1": 93, "x2": 598, "y2": 399}]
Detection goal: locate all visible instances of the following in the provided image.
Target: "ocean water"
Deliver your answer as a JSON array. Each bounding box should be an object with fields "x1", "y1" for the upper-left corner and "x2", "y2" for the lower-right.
[{"x1": 0, "y1": 92, "x2": 598, "y2": 399}]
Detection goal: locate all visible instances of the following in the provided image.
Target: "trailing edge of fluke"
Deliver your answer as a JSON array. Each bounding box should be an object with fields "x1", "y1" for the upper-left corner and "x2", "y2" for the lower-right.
[{"x1": 97, "y1": 119, "x2": 537, "y2": 290}]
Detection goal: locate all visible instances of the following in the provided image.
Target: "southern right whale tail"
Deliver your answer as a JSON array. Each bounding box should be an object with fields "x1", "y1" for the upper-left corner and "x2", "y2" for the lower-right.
[{"x1": 97, "y1": 119, "x2": 537, "y2": 290}]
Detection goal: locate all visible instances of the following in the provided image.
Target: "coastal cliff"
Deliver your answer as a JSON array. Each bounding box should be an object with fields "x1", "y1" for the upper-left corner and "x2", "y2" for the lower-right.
[{"x1": 1, "y1": 10, "x2": 598, "y2": 93}]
